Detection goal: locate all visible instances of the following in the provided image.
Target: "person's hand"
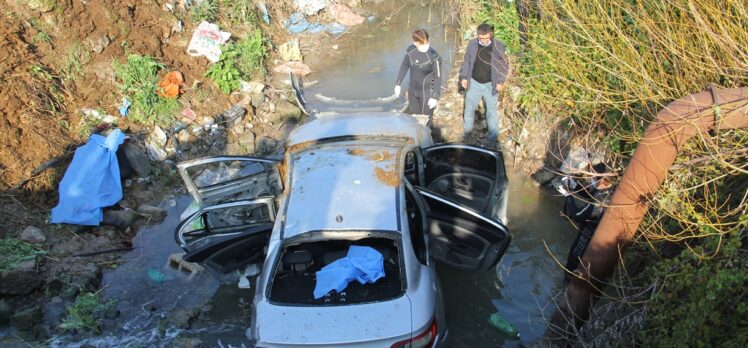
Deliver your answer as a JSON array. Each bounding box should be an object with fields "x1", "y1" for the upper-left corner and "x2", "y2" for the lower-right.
[
  {"x1": 461, "y1": 79, "x2": 468, "y2": 89},
  {"x1": 428, "y1": 98, "x2": 438, "y2": 109},
  {"x1": 394, "y1": 85, "x2": 401, "y2": 97},
  {"x1": 496, "y1": 83, "x2": 505, "y2": 92}
]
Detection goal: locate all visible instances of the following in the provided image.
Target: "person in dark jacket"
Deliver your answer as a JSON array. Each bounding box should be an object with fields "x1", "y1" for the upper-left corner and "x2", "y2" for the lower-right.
[
  {"x1": 459, "y1": 23, "x2": 509, "y2": 146},
  {"x1": 395, "y1": 29, "x2": 442, "y2": 117}
]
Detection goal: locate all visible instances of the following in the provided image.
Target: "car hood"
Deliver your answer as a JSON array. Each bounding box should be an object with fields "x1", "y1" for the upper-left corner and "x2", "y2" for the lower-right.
[{"x1": 254, "y1": 295, "x2": 412, "y2": 346}]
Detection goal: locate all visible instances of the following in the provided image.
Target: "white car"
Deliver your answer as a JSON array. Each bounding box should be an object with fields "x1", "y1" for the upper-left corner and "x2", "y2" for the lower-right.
[{"x1": 174, "y1": 113, "x2": 511, "y2": 347}]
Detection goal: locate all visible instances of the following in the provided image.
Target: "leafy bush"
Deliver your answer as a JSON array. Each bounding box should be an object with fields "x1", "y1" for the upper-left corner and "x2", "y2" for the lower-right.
[
  {"x1": 0, "y1": 238, "x2": 46, "y2": 272},
  {"x1": 473, "y1": 0, "x2": 520, "y2": 54},
  {"x1": 60, "y1": 292, "x2": 113, "y2": 333},
  {"x1": 205, "y1": 31, "x2": 266, "y2": 94},
  {"x1": 113, "y1": 55, "x2": 179, "y2": 126}
]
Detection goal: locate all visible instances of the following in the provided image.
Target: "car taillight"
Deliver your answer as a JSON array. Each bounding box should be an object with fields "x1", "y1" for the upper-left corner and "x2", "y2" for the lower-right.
[{"x1": 390, "y1": 316, "x2": 438, "y2": 348}]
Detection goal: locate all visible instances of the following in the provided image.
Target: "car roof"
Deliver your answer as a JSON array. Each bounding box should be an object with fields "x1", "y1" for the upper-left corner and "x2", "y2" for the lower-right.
[
  {"x1": 282, "y1": 144, "x2": 402, "y2": 238},
  {"x1": 286, "y1": 112, "x2": 429, "y2": 147}
]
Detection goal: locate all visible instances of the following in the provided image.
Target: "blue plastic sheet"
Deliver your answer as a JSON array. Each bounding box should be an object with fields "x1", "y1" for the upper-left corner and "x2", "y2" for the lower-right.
[
  {"x1": 51, "y1": 129, "x2": 125, "y2": 225},
  {"x1": 284, "y1": 13, "x2": 310, "y2": 34},
  {"x1": 326, "y1": 22, "x2": 347, "y2": 35},
  {"x1": 313, "y1": 245, "x2": 384, "y2": 299}
]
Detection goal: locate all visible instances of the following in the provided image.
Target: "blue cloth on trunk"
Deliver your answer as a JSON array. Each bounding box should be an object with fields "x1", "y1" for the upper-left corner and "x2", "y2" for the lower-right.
[
  {"x1": 313, "y1": 245, "x2": 385, "y2": 299},
  {"x1": 51, "y1": 129, "x2": 125, "y2": 225}
]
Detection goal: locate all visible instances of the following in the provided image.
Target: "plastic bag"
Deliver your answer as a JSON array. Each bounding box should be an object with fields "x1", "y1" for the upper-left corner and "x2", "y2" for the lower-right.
[{"x1": 187, "y1": 21, "x2": 231, "y2": 63}]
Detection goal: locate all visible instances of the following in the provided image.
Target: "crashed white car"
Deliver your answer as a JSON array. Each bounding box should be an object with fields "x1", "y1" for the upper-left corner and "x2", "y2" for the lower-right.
[{"x1": 174, "y1": 113, "x2": 511, "y2": 347}]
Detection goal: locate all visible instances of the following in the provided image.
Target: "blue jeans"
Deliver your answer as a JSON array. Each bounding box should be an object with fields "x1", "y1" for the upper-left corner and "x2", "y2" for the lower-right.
[{"x1": 463, "y1": 79, "x2": 499, "y2": 142}]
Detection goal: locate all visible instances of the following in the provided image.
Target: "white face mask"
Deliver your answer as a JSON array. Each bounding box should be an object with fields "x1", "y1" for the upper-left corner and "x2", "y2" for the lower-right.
[{"x1": 415, "y1": 43, "x2": 430, "y2": 52}]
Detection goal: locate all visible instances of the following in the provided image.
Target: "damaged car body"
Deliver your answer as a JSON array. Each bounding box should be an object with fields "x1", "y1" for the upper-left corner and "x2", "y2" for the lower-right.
[{"x1": 174, "y1": 112, "x2": 511, "y2": 347}]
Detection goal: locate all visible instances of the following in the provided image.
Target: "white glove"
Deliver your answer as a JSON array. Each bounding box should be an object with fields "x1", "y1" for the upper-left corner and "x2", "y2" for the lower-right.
[
  {"x1": 428, "y1": 98, "x2": 438, "y2": 109},
  {"x1": 394, "y1": 85, "x2": 401, "y2": 97}
]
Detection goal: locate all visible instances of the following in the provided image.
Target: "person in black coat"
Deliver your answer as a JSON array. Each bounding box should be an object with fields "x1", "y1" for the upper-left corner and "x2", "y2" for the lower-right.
[{"x1": 395, "y1": 29, "x2": 442, "y2": 117}]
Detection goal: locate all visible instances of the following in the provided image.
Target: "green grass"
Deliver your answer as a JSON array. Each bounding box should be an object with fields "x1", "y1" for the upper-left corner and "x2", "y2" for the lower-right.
[
  {"x1": 205, "y1": 30, "x2": 266, "y2": 94},
  {"x1": 60, "y1": 43, "x2": 91, "y2": 80},
  {"x1": 189, "y1": 0, "x2": 218, "y2": 23},
  {"x1": 60, "y1": 292, "x2": 113, "y2": 333},
  {"x1": 113, "y1": 55, "x2": 179, "y2": 126},
  {"x1": 0, "y1": 239, "x2": 46, "y2": 273}
]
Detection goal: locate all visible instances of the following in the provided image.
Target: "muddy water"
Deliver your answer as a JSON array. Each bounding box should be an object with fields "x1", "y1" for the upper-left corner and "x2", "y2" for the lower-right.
[{"x1": 63, "y1": 1, "x2": 576, "y2": 347}]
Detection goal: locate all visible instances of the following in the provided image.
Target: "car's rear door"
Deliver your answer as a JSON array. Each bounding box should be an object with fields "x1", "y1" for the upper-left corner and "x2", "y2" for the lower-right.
[
  {"x1": 422, "y1": 144, "x2": 508, "y2": 223},
  {"x1": 175, "y1": 199, "x2": 274, "y2": 275},
  {"x1": 415, "y1": 187, "x2": 511, "y2": 273},
  {"x1": 177, "y1": 156, "x2": 283, "y2": 207}
]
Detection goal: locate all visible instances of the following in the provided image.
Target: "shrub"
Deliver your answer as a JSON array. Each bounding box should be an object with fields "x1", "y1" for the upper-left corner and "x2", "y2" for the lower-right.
[
  {"x1": 113, "y1": 55, "x2": 179, "y2": 126},
  {"x1": 205, "y1": 30, "x2": 266, "y2": 94}
]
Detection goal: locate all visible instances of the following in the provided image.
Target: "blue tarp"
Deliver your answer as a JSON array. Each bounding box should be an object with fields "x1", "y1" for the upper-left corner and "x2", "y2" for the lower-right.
[
  {"x1": 283, "y1": 12, "x2": 347, "y2": 35},
  {"x1": 51, "y1": 129, "x2": 125, "y2": 225},
  {"x1": 313, "y1": 245, "x2": 384, "y2": 299}
]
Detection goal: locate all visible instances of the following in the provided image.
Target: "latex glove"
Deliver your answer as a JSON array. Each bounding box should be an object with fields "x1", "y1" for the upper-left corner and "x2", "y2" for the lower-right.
[
  {"x1": 394, "y1": 85, "x2": 401, "y2": 97},
  {"x1": 428, "y1": 98, "x2": 438, "y2": 109}
]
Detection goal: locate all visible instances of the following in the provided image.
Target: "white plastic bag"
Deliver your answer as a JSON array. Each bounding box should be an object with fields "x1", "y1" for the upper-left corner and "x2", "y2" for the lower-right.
[{"x1": 187, "y1": 21, "x2": 231, "y2": 63}]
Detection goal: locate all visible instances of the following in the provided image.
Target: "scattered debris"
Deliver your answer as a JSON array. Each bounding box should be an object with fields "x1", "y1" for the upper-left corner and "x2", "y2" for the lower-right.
[
  {"x1": 294, "y1": 0, "x2": 332, "y2": 15},
  {"x1": 181, "y1": 107, "x2": 197, "y2": 122},
  {"x1": 19, "y1": 226, "x2": 46, "y2": 244},
  {"x1": 147, "y1": 268, "x2": 166, "y2": 283},
  {"x1": 257, "y1": 1, "x2": 270, "y2": 24},
  {"x1": 167, "y1": 252, "x2": 204, "y2": 277},
  {"x1": 118, "y1": 97, "x2": 131, "y2": 116},
  {"x1": 279, "y1": 39, "x2": 303, "y2": 62},
  {"x1": 328, "y1": 4, "x2": 365, "y2": 26},
  {"x1": 273, "y1": 61, "x2": 312, "y2": 76},
  {"x1": 488, "y1": 312, "x2": 520, "y2": 339},
  {"x1": 80, "y1": 108, "x2": 117, "y2": 124},
  {"x1": 157, "y1": 71, "x2": 184, "y2": 99},
  {"x1": 187, "y1": 21, "x2": 232, "y2": 63}
]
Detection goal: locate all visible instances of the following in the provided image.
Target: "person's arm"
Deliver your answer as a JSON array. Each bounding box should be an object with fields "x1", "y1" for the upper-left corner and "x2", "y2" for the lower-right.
[
  {"x1": 459, "y1": 40, "x2": 473, "y2": 86},
  {"x1": 494, "y1": 41, "x2": 509, "y2": 85},
  {"x1": 430, "y1": 52, "x2": 443, "y2": 99},
  {"x1": 395, "y1": 50, "x2": 411, "y2": 86}
]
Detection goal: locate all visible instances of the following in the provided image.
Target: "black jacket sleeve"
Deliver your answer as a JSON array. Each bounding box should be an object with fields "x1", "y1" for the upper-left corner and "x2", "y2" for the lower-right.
[
  {"x1": 395, "y1": 50, "x2": 410, "y2": 86},
  {"x1": 430, "y1": 50, "x2": 442, "y2": 99}
]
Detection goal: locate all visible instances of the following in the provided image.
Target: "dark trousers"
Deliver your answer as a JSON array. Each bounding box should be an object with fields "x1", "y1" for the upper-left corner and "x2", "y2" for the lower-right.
[{"x1": 408, "y1": 93, "x2": 433, "y2": 116}]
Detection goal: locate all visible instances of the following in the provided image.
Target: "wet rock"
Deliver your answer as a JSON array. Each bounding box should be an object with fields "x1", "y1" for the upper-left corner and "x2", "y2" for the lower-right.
[
  {"x1": 86, "y1": 34, "x2": 110, "y2": 54},
  {"x1": 241, "y1": 81, "x2": 265, "y2": 95},
  {"x1": 531, "y1": 168, "x2": 557, "y2": 186},
  {"x1": 11, "y1": 305, "x2": 42, "y2": 330},
  {"x1": 250, "y1": 93, "x2": 266, "y2": 108},
  {"x1": 170, "y1": 308, "x2": 199, "y2": 329},
  {"x1": 236, "y1": 131, "x2": 256, "y2": 154},
  {"x1": 175, "y1": 337, "x2": 203, "y2": 348},
  {"x1": 137, "y1": 204, "x2": 166, "y2": 224},
  {"x1": 273, "y1": 100, "x2": 302, "y2": 124},
  {"x1": 145, "y1": 142, "x2": 168, "y2": 162},
  {"x1": 0, "y1": 299, "x2": 11, "y2": 324},
  {"x1": 19, "y1": 226, "x2": 46, "y2": 244},
  {"x1": 124, "y1": 145, "x2": 152, "y2": 177},
  {"x1": 102, "y1": 209, "x2": 139, "y2": 229},
  {"x1": 41, "y1": 299, "x2": 66, "y2": 328},
  {"x1": 0, "y1": 260, "x2": 42, "y2": 295},
  {"x1": 144, "y1": 303, "x2": 157, "y2": 312}
]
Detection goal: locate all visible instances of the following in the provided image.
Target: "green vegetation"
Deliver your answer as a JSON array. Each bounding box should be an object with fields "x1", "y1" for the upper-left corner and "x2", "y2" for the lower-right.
[
  {"x1": 474, "y1": 0, "x2": 747, "y2": 345},
  {"x1": 189, "y1": 0, "x2": 218, "y2": 23},
  {"x1": 218, "y1": 0, "x2": 259, "y2": 27},
  {"x1": 60, "y1": 43, "x2": 91, "y2": 80},
  {"x1": 0, "y1": 238, "x2": 46, "y2": 272},
  {"x1": 206, "y1": 30, "x2": 266, "y2": 94},
  {"x1": 60, "y1": 292, "x2": 113, "y2": 333},
  {"x1": 113, "y1": 55, "x2": 179, "y2": 126}
]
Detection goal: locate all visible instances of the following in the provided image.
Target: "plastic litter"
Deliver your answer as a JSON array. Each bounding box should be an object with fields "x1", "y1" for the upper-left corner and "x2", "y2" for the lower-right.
[
  {"x1": 80, "y1": 108, "x2": 117, "y2": 124},
  {"x1": 284, "y1": 13, "x2": 310, "y2": 34},
  {"x1": 307, "y1": 23, "x2": 326, "y2": 33},
  {"x1": 147, "y1": 268, "x2": 166, "y2": 283},
  {"x1": 181, "y1": 107, "x2": 197, "y2": 121},
  {"x1": 328, "y1": 4, "x2": 364, "y2": 26},
  {"x1": 278, "y1": 39, "x2": 303, "y2": 62},
  {"x1": 118, "y1": 97, "x2": 131, "y2": 116},
  {"x1": 313, "y1": 245, "x2": 384, "y2": 299},
  {"x1": 294, "y1": 0, "x2": 332, "y2": 15},
  {"x1": 257, "y1": 1, "x2": 270, "y2": 24},
  {"x1": 488, "y1": 312, "x2": 520, "y2": 339},
  {"x1": 273, "y1": 61, "x2": 312, "y2": 76},
  {"x1": 326, "y1": 22, "x2": 347, "y2": 36},
  {"x1": 187, "y1": 21, "x2": 232, "y2": 63},
  {"x1": 157, "y1": 71, "x2": 184, "y2": 99},
  {"x1": 51, "y1": 129, "x2": 125, "y2": 225},
  {"x1": 238, "y1": 276, "x2": 251, "y2": 289}
]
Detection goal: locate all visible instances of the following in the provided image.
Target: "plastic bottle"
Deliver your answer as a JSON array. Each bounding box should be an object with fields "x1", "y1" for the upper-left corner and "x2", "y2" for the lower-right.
[{"x1": 488, "y1": 312, "x2": 520, "y2": 339}]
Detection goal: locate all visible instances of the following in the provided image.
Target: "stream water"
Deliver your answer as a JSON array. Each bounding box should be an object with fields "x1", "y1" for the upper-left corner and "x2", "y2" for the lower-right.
[{"x1": 54, "y1": 1, "x2": 575, "y2": 346}]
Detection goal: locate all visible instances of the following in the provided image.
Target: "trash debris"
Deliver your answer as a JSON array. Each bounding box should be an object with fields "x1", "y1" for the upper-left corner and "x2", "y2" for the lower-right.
[
  {"x1": 181, "y1": 107, "x2": 197, "y2": 122},
  {"x1": 257, "y1": 1, "x2": 270, "y2": 24},
  {"x1": 167, "y1": 252, "x2": 205, "y2": 277},
  {"x1": 147, "y1": 268, "x2": 166, "y2": 283},
  {"x1": 150, "y1": 125, "x2": 168, "y2": 147},
  {"x1": 238, "y1": 276, "x2": 251, "y2": 289},
  {"x1": 219, "y1": 105, "x2": 247, "y2": 126},
  {"x1": 284, "y1": 12, "x2": 310, "y2": 34},
  {"x1": 488, "y1": 312, "x2": 520, "y2": 339},
  {"x1": 328, "y1": 4, "x2": 364, "y2": 26},
  {"x1": 243, "y1": 264, "x2": 261, "y2": 277},
  {"x1": 80, "y1": 108, "x2": 117, "y2": 124},
  {"x1": 367, "y1": 15, "x2": 376, "y2": 22},
  {"x1": 326, "y1": 22, "x2": 347, "y2": 36},
  {"x1": 278, "y1": 39, "x2": 303, "y2": 62},
  {"x1": 273, "y1": 61, "x2": 312, "y2": 76},
  {"x1": 157, "y1": 71, "x2": 184, "y2": 99},
  {"x1": 187, "y1": 21, "x2": 232, "y2": 63},
  {"x1": 294, "y1": 0, "x2": 332, "y2": 15},
  {"x1": 118, "y1": 97, "x2": 131, "y2": 116},
  {"x1": 307, "y1": 23, "x2": 326, "y2": 33},
  {"x1": 313, "y1": 245, "x2": 384, "y2": 299},
  {"x1": 51, "y1": 129, "x2": 125, "y2": 225}
]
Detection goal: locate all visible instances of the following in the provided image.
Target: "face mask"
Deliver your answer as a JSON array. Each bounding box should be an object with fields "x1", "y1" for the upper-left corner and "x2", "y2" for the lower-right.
[
  {"x1": 415, "y1": 43, "x2": 430, "y2": 52},
  {"x1": 478, "y1": 38, "x2": 492, "y2": 47}
]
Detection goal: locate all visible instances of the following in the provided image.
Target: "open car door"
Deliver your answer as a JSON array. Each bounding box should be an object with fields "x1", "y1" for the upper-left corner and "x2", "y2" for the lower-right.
[
  {"x1": 415, "y1": 187, "x2": 511, "y2": 273},
  {"x1": 422, "y1": 144, "x2": 508, "y2": 223},
  {"x1": 177, "y1": 156, "x2": 283, "y2": 207},
  {"x1": 175, "y1": 199, "x2": 274, "y2": 275}
]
